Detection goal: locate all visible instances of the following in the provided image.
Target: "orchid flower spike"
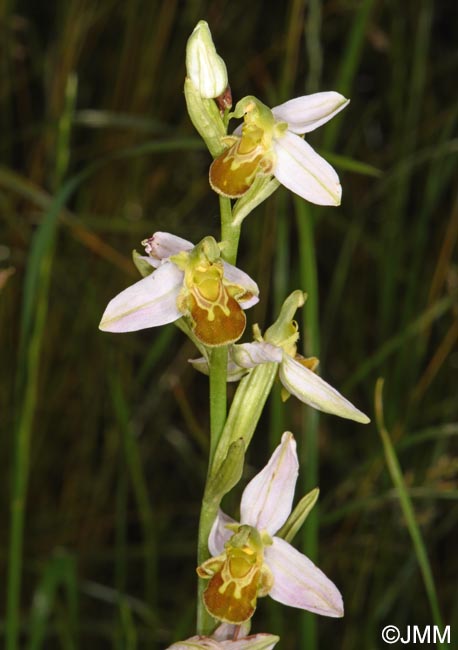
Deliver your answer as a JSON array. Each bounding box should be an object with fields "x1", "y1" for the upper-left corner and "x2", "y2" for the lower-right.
[
  {"x1": 99, "y1": 232, "x2": 259, "y2": 347},
  {"x1": 190, "y1": 291, "x2": 370, "y2": 423},
  {"x1": 166, "y1": 623, "x2": 279, "y2": 649},
  {"x1": 197, "y1": 433, "x2": 343, "y2": 624},
  {"x1": 210, "y1": 92, "x2": 349, "y2": 206}
]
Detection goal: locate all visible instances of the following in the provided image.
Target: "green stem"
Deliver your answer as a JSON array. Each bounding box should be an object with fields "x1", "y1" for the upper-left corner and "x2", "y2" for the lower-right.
[
  {"x1": 295, "y1": 199, "x2": 320, "y2": 650},
  {"x1": 197, "y1": 195, "x2": 243, "y2": 635},
  {"x1": 220, "y1": 196, "x2": 240, "y2": 265},
  {"x1": 196, "y1": 339, "x2": 228, "y2": 636},
  {"x1": 209, "y1": 347, "x2": 228, "y2": 468},
  {"x1": 196, "y1": 492, "x2": 220, "y2": 635}
]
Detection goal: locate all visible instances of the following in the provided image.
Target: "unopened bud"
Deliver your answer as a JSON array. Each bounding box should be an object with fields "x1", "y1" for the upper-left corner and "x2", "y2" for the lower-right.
[{"x1": 186, "y1": 20, "x2": 228, "y2": 99}]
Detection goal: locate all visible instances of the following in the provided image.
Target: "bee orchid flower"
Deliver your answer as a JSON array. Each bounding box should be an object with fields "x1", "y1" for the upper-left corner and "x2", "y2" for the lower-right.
[
  {"x1": 99, "y1": 232, "x2": 259, "y2": 347},
  {"x1": 190, "y1": 291, "x2": 369, "y2": 423},
  {"x1": 231, "y1": 338, "x2": 369, "y2": 424},
  {"x1": 197, "y1": 433, "x2": 344, "y2": 624},
  {"x1": 210, "y1": 93, "x2": 349, "y2": 206}
]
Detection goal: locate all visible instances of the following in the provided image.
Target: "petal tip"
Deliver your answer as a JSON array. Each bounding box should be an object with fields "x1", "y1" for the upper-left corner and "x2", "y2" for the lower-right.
[
  {"x1": 334, "y1": 183, "x2": 342, "y2": 206},
  {"x1": 332, "y1": 590, "x2": 345, "y2": 618},
  {"x1": 281, "y1": 431, "x2": 295, "y2": 445},
  {"x1": 332, "y1": 601, "x2": 345, "y2": 618},
  {"x1": 338, "y1": 406, "x2": 371, "y2": 424},
  {"x1": 99, "y1": 315, "x2": 113, "y2": 332}
]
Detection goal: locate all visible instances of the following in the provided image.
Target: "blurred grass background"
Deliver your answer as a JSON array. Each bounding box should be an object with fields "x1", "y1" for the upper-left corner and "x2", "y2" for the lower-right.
[{"x1": 1, "y1": 0, "x2": 457, "y2": 648}]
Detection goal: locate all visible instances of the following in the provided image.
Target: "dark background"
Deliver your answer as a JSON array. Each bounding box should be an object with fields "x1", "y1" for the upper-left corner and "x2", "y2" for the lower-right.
[{"x1": 1, "y1": 1, "x2": 457, "y2": 648}]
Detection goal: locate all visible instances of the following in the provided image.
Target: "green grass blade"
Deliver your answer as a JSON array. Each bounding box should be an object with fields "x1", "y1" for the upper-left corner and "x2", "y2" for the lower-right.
[
  {"x1": 344, "y1": 293, "x2": 456, "y2": 392},
  {"x1": 269, "y1": 191, "x2": 288, "y2": 454},
  {"x1": 109, "y1": 376, "x2": 158, "y2": 620},
  {"x1": 322, "y1": 0, "x2": 376, "y2": 150},
  {"x1": 375, "y1": 379, "x2": 445, "y2": 648},
  {"x1": 295, "y1": 197, "x2": 320, "y2": 650},
  {"x1": 321, "y1": 151, "x2": 383, "y2": 178},
  {"x1": 7, "y1": 77, "x2": 79, "y2": 650},
  {"x1": 27, "y1": 551, "x2": 78, "y2": 650}
]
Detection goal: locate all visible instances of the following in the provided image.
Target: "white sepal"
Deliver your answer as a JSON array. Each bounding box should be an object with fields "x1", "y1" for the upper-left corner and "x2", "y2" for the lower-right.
[
  {"x1": 240, "y1": 433, "x2": 298, "y2": 536},
  {"x1": 165, "y1": 639, "x2": 220, "y2": 649},
  {"x1": 272, "y1": 92, "x2": 349, "y2": 135},
  {"x1": 279, "y1": 354, "x2": 370, "y2": 423},
  {"x1": 223, "y1": 636, "x2": 279, "y2": 649},
  {"x1": 165, "y1": 630, "x2": 279, "y2": 649},
  {"x1": 273, "y1": 131, "x2": 342, "y2": 206},
  {"x1": 134, "y1": 253, "x2": 158, "y2": 270},
  {"x1": 99, "y1": 262, "x2": 182, "y2": 332},
  {"x1": 265, "y1": 537, "x2": 344, "y2": 618},
  {"x1": 189, "y1": 355, "x2": 247, "y2": 382},
  {"x1": 233, "y1": 341, "x2": 282, "y2": 369}
]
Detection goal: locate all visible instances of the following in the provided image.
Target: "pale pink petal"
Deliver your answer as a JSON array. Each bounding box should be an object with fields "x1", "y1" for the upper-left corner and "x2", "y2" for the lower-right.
[
  {"x1": 213, "y1": 624, "x2": 265, "y2": 645},
  {"x1": 208, "y1": 509, "x2": 237, "y2": 556},
  {"x1": 212, "y1": 623, "x2": 245, "y2": 641},
  {"x1": 273, "y1": 131, "x2": 342, "y2": 206},
  {"x1": 188, "y1": 356, "x2": 210, "y2": 375},
  {"x1": 272, "y1": 92, "x2": 349, "y2": 134},
  {"x1": 222, "y1": 636, "x2": 279, "y2": 649},
  {"x1": 222, "y1": 261, "x2": 259, "y2": 308},
  {"x1": 165, "y1": 639, "x2": 220, "y2": 649},
  {"x1": 143, "y1": 231, "x2": 193, "y2": 261},
  {"x1": 166, "y1": 633, "x2": 279, "y2": 649},
  {"x1": 189, "y1": 355, "x2": 247, "y2": 382},
  {"x1": 232, "y1": 342, "x2": 282, "y2": 369},
  {"x1": 240, "y1": 432, "x2": 298, "y2": 535},
  {"x1": 99, "y1": 262, "x2": 182, "y2": 332},
  {"x1": 279, "y1": 355, "x2": 370, "y2": 423},
  {"x1": 265, "y1": 537, "x2": 344, "y2": 618}
]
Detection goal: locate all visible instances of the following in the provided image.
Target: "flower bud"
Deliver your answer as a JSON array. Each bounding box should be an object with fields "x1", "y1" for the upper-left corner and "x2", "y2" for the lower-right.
[{"x1": 186, "y1": 20, "x2": 228, "y2": 99}]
